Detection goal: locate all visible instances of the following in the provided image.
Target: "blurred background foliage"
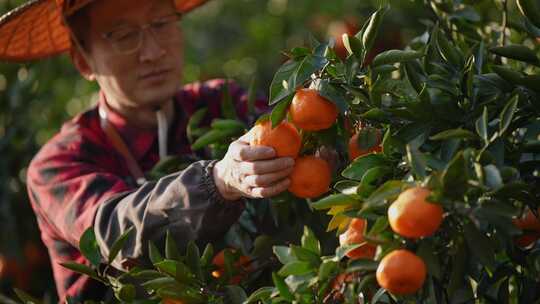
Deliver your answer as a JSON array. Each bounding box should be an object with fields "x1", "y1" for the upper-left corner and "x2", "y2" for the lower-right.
[{"x1": 0, "y1": 0, "x2": 529, "y2": 301}]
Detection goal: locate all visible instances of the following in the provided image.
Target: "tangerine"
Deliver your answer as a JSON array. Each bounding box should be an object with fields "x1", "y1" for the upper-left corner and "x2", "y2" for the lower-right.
[
  {"x1": 339, "y1": 218, "x2": 376, "y2": 259},
  {"x1": 162, "y1": 299, "x2": 185, "y2": 304},
  {"x1": 250, "y1": 120, "x2": 301, "y2": 158},
  {"x1": 348, "y1": 130, "x2": 383, "y2": 160},
  {"x1": 376, "y1": 249, "x2": 426, "y2": 295},
  {"x1": 513, "y1": 207, "x2": 540, "y2": 248},
  {"x1": 289, "y1": 89, "x2": 338, "y2": 131},
  {"x1": 211, "y1": 249, "x2": 251, "y2": 284},
  {"x1": 388, "y1": 187, "x2": 443, "y2": 238},
  {"x1": 288, "y1": 156, "x2": 331, "y2": 198}
]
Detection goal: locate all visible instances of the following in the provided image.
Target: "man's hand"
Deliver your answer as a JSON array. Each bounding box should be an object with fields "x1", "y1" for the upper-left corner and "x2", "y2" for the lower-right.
[{"x1": 213, "y1": 132, "x2": 295, "y2": 200}]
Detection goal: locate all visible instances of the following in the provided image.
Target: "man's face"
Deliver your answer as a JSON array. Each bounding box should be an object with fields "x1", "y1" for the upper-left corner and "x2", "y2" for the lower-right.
[{"x1": 80, "y1": 0, "x2": 184, "y2": 110}]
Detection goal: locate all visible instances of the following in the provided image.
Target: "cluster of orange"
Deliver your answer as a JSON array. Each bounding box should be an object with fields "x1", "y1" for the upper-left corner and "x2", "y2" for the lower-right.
[
  {"x1": 337, "y1": 187, "x2": 444, "y2": 296},
  {"x1": 250, "y1": 88, "x2": 339, "y2": 199}
]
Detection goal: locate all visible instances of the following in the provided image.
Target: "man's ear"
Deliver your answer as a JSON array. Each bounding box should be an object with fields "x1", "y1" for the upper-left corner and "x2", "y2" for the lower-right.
[{"x1": 70, "y1": 46, "x2": 96, "y2": 81}]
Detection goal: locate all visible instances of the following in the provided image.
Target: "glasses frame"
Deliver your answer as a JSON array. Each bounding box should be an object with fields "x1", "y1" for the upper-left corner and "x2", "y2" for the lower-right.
[{"x1": 101, "y1": 13, "x2": 183, "y2": 55}]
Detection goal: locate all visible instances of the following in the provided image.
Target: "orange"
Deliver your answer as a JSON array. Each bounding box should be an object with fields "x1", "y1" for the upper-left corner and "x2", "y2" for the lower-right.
[
  {"x1": 376, "y1": 249, "x2": 426, "y2": 295},
  {"x1": 211, "y1": 249, "x2": 252, "y2": 284},
  {"x1": 288, "y1": 156, "x2": 332, "y2": 198},
  {"x1": 348, "y1": 130, "x2": 383, "y2": 160},
  {"x1": 250, "y1": 120, "x2": 301, "y2": 158},
  {"x1": 513, "y1": 207, "x2": 540, "y2": 248},
  {"x1": 289, "y1": 89, "x2": 338, "y2": 131},
  {"x1": 162, "y1": 299, "x2": 185, "y2": 304},
  {"x1": 513, "y1": 207, "x2": 540, "y2": 231},
  {"x1": 339, "y1": 218, "x2": 376, "y2": 259},
  {"x1": 388, "y1": 187, "x2": 443, "y2": 238},
  {"x1": 327, "y1": 19, "x2": 359, "y2": 60}
]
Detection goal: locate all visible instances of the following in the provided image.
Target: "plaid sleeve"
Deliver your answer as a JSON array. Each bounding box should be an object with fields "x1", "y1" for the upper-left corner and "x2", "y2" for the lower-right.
[{"x1": 27, "y1": 127, "x2": 133, "y2": 248}]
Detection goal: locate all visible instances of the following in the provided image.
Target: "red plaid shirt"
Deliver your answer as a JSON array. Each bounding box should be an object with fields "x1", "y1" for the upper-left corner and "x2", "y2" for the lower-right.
[{"x1": 26, "y1": 79, "x2": 265, "y2": 302}]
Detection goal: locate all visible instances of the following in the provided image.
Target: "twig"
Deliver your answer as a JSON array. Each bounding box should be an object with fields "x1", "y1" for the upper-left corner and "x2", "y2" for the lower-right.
[{"x1": 501, "y1": 0, "x2": 508, "y2": 46}]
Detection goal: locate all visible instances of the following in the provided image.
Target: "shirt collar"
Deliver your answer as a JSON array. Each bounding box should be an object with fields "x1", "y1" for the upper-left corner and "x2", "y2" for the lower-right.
[{"x1": 98, "y1": 91, "x2": 157, "y2": 161}]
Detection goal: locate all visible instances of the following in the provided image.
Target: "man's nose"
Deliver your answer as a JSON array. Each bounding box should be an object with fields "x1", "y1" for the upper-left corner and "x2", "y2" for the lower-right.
[{"x1": 139, "y1": 30, "x2": 166, "y2": 62}]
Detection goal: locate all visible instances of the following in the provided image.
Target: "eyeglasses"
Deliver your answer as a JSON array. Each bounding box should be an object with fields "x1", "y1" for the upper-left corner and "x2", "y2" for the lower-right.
[{"x1": 101, "y1": 13, "x2": 182, "y2": 55}]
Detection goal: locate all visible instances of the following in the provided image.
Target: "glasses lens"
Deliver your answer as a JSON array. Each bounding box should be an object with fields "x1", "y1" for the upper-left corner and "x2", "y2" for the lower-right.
[
  {"x1": 109, "y1": 28, "x2": 141, "y2": 54},
  {"x1": 150, "y1": 15, "x2": 181, "y2": 42}
]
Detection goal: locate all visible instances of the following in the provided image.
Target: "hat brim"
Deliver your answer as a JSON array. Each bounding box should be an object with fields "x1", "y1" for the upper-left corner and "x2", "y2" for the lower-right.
[{"x1": 0, "y1": 0, "x2": 208, "y2": 62}]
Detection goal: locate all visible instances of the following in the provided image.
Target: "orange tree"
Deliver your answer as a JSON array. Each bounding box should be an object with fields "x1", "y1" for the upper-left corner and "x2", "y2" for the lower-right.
[{"x1": 13, "y1": 0, "x2": 540, "y2": 303}]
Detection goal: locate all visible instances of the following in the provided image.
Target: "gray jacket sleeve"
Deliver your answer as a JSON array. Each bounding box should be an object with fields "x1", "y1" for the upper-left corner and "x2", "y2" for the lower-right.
[{"x1": 93, "y1": 160, "x2": 244, "y2": 271}]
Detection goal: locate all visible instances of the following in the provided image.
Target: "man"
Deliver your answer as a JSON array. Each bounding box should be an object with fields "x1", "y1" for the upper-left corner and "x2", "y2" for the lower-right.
[{"x1": 0, "y1": 0, "x2": 294, "y2": 301}]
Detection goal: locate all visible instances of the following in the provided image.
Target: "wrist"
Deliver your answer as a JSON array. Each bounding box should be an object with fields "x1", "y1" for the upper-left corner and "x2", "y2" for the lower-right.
[{"x1": 213, "y1": 160, "x2": 242, "y2": 201}]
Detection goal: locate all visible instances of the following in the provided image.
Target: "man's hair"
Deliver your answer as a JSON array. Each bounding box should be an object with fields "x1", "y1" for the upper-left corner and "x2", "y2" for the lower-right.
[{"x1": 66, "y1": 7, "x2": 91, "y2": 51}]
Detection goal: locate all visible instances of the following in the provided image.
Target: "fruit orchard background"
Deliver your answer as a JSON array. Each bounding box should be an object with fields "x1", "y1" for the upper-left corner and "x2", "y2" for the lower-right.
[{"x1": 0, "y1": 0, "x2": 538, "y2": 303}]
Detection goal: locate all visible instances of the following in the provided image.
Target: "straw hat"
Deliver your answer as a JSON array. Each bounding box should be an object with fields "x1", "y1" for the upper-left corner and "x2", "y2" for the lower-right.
[{"x1": 0, "y1": 0, "x2": 208, "y2": 62}]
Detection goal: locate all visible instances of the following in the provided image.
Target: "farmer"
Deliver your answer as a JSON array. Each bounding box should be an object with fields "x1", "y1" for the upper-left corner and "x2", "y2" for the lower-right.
[{"x1": 0, "y1": 0, "x2": 294, "y2": 301}]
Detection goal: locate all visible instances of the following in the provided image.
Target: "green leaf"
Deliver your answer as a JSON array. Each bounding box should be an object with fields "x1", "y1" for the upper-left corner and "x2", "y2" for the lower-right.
[
  {"x1": 79, "y1": 228, "x2": 101, "y2": 267},
  {"x1": 491, "y1": 65, "x2": 524, "y2": 86},
  {"x1": 291, "y1": 245, "x2": 321, "y2": 266},
  {"x1": 484, "y1": 165, "x2": 503, "y2": 189},
  {"x1": 141, "y1": 277, "x2": 177, "y2": 290},
  {"x1": 301, "y1": 226, "x2": 321, "y2": 255},
  {"x1": 417, "y1": 241, "x2": 442, "y2": 280},
  {"x1": 225, "y1": 286, "x2": 247, "y2": 304},
  {"x1": 318, "y1": 260, "x2": 339, "y2": 282},
  {"x1": 270, "y1": 98, "x2": 292, "y2": 128},
  {"x1": 499, "y1": 95, "x2": 519, "y2": 136},
  {"x1": 165, "y1": 231, "x2": 181, "y2": 261},
  {"x1": 191, "y1": 128, "x2": 240, "y2": 150},
  {"x1": 404, "y1": 60, "x2": 425, "y2": 93},
  {"x1": 185, "y1": 241, "x2": 202, "y2": 280},
  {"x1": 406, "y1": 144, "x2": 427, "y2": 180},
  {"x1": 463, "y1": 221, "x2": 496, "y2": 269},
  {"x1": 289, "y1": 55, "x2": 328, "y2": 91},
  {"x1": 130, "y1": 269, "x2": 163, "y2": 280},
  {"x1": 108, "y1": 226, "x2": 134, "y2": 265},
  {"x1": 220, "y1": 81, "x2": 238, "y2": 120},
  {"x1": 436, "y1": 30, "x2": 463, "y2": 67},
  {"x1": 269, "y1": 60, "x2": 299, "y2": 105},
  {"x1": 245, "y1": 287, "x2": 274, "y2": 304},
  {"x1": 272, "y1": 272, "x2": 294, "y2": 301},
  {"x1": 311, "y1": 193, "x2": 357, "y2": 210},
  {"x1": 278, "y1": 261, "x2": 313, "y2": 276},
  {"x1": 347, "y1": 259, "x2": 379, "y2": 272},
  {"x1": 364, "y1": 180, "x2": 403, "y2": 207},
  {"x1": 372, "y1": 50, "x2": 424, "y2": 67},
  {"x1": 211, "y1": 119, "x2": 245, "y2": 132},
  {"x1": 115, "y1": 284, "x2": 136, "y2": 302},
  {"x1": 489, "y1": 44, "x2": 539, "y2": 64},
  {"x1": 316, "y1": 80, "x2": 349, "y2": 113},
  {"x1": 200, "y1": 243, "x2": 214, "y2": 266},
  {"x1": 475, "y1": 107, "x2": 489, "y2": 144},
  {"x1": 517, "y1": 0, "x2": 540, "y2": 28},
  {"x1": 186, "y1": 108, "x2": 208, "y2": 143},
  {"x1": 442, "y1": 152, "x2": 468, "y2": 199},
  {"x1": 342, "y1": 34, "x2": 363, "y2": 60},
  {"x1": 60, "y1": 262, "x2": 101, "y2": 282},
  {"x1": 342, "y1": 154, "x2": 388, "y2": 181},
  {"x1": 148, "y1": 241, "x2": 164, "y2": 265},
  {"x1": 14, "y1": 289, "x2": 43, "y2": 304},
  {"x1": 360, "y1": 7, "x2": 388, "y2": 64},
  {"x1": 273, "y1": 246, "x2": 296, "y2": 265},
  {"x1": 430, "y1": 129, "x2": 478, "y2": 141},
  {"x1": 156, "y1": 285, "x2": 206, "y2": 304}
]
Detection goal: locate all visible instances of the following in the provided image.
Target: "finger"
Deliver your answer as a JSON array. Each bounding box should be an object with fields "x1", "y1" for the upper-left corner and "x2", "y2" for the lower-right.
[
  {"x1": 244, "y1": 166, "x2": 294, "y2": 187},
  {"x1": 249, "y1": 178, "x2": 291, "y2": 198},
  {"x1": 229, "y1": 141, "x2": 276, "y2": 161},
  {"x1": 240, "y1": 157, "x2": 294, "y2": 175}
]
